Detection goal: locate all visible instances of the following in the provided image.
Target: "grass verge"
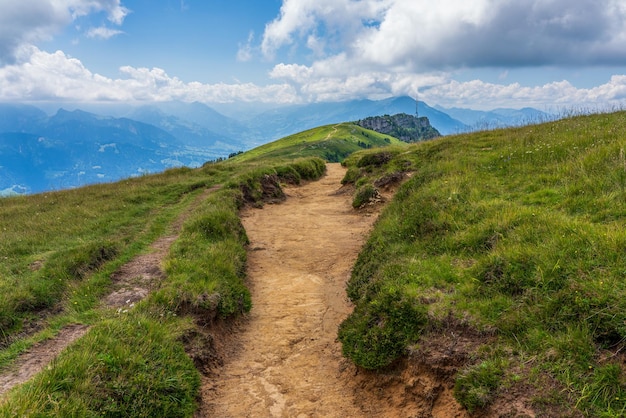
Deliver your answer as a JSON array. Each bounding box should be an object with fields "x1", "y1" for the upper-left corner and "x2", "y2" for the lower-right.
[
  {"x1": 339, "y1": 112, "x2": 626, "y2": 416},
  {"x1": 0, "y1": 157, "x2": 326, "y2": 416}
]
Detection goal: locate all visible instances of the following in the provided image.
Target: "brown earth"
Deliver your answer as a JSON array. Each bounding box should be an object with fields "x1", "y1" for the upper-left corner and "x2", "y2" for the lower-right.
[
  {"x1": 198, "y1": 163, "x2": 468, "y2": 417},
  {"x1": 0, "y1": 324, "x2": 89, "y2": 397},
  {"x1": 0, "y1": 185, "x2": 219, "y2": 399}
]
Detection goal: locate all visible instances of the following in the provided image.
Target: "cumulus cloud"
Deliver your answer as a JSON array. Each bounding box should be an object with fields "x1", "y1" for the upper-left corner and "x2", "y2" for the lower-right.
[
  {"x1": 2, "y1": 46, "x2": 626, "y2": 109},
  {"x1": 0, "y1": 0, "x2": 129, "y2": 64},
  {"x1": 262, "y1": 0, "x2": 626, "y2": 70},
  {"x1": 3, "y1": 0, "x2": 626, "y2": 111},
  {"x1": 422, "y1": 76, "x2": 626, "y2": 109},
  {"x1": 261, "y1": 0, "x2": 390, "y2": 59},
  {"x1": 253, "y1": 0, "x2": 626, "y2": 108},
  {"x1": 268, "y1": 58, "x2": 626, "y2": 109},
  {"x1": 0, "y1": 47, "x2": 299, "y2": 104}
]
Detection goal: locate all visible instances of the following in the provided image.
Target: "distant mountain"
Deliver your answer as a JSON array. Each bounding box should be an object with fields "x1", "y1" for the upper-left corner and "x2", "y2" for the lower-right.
[
  {"x1": 0, "y1": 98, "x2": 551, "y2": 195},
  {"x1": 0, "y1": 103, "x2": 47, "y2": 132},
  {"x1": 0, "y1": 108, "x2": 212, "y2": 194},
  {"x1": 247, "y1": 96, "x2": 467, "y2": 138},
  {"x1": 434, "y1": 105, "x2": 552, "y2": 130},
  {"x1": 356, "y1": 113, "x2": 441, "y2": 142},
  {"x1": 129, "y1": 101, "x2": 255, "y2": 142},
  {"x1": 126, "y1": 105, "x2": 247, "y2": 150}
]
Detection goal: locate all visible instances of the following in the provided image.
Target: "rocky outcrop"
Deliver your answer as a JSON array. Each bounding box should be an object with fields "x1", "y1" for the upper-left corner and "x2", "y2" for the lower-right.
[{"x1": 357, "y1": 113, "x2": 441, "y2": 142}]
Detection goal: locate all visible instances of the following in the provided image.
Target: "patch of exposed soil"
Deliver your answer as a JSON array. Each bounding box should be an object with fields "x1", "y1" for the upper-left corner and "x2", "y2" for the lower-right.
[
  {"x1": 0, "y1": 324, "x2": 89, "y2": 397},
  {"x1": 104, "y1": 185, "x2": 220, "y2": 309},
  {"x1": 0, "y1": 186, "x2": 219, "y2": 399},
  {"x1": 198, "y1": 163, "x2": 468, "y2": 417}
]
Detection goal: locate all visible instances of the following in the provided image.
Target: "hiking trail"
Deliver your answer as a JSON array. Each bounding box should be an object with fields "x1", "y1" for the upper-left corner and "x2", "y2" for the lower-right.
[
  {"x1": 199, "y1": 163, "x2": 466, "y2": 417},
  {"x1": 200, "y1": 163, "x2": 376, "y2": 416},
  {"x1": 0, "y1": 185, "x2": 219, "y2": 399}
]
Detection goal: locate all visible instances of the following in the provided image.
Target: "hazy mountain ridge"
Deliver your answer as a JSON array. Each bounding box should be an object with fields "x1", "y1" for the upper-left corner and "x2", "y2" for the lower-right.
[
  {"x1": 0, "y1": 108, "x2": 214, "y2": 194},
  {"x1": 434, "y1": 105, "x2": 553, "y2": 130},
  {"x1": 246, "y1": 97, "x2": 467, "y2": 139},
  {"x1": 1, "y1": 98, "x2": 549, "y2": 195}
]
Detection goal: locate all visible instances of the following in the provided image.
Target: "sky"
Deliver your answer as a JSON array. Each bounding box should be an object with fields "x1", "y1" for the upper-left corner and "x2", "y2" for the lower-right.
[{"x1": 1, "y1": 0, "x2": 626, "y2": 110}]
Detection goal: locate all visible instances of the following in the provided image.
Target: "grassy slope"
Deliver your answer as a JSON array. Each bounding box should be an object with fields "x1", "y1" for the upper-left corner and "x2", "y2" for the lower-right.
[
  {"x1": 0, "y1": 155, "x2": 327, "y2": 415},
  {"x1": 0, "y1": 125, "x2": 341, "y2": 416},
  {"x1": 229, "y1": 122, "x2": 405, "y2": 163},
  {"x1": 339, "y1": 111, "x2": 626, "y2": 416},
  {"x1": 4, "y1": 112, "x2": 626, "y2": 416}
]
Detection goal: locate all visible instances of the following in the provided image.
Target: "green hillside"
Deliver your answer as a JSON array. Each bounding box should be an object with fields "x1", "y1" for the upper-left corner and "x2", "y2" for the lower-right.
[
  {"x1": 2, "y1": 111, "x2": 626, "y2": 416},
  {"x1": 339, "y1": 111, "x2": 626, "y2": 416},
  {"x1": 0, "y1": 154, "x2": 326, "y2": 415},
  {"x1": 228, "y1": 122, "x2": 405, "y2": 163}
]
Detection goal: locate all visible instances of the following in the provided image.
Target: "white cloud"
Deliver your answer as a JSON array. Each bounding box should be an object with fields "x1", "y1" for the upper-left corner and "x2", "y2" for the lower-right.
[
  {"x1": 421, "y1": 76, "x2": 626, "y2": 110},
  {"x1": 67, "y1": 0, "x2": 130, "y2": 25},
  {"x1": 1, "y1": 41, "x2": 626, "y2": 111},
  {"x1": 0, "y1": 0, "x2": 129, "y2": 63},
  {"x1": 268, "y1": 58, "x2": 626, "y2": 109},
  {"x1": 237, "y1": 32, "x2": 256, "y2": 62},
  {"x1": 261, "y1": 0, "x2": 390, "y2": 59},
  {"x1": 0, "y1": 46, "x2": 299, "y2": 104},
  {"x1": 262, "y1": 0, "x2": 626, "y2": 71},
  {"x1": 86, "y1": 26, "x2": 124, "y2": 40},
  {"x1": 247, "y1": 0, "x2": 626, "y2": 108}
]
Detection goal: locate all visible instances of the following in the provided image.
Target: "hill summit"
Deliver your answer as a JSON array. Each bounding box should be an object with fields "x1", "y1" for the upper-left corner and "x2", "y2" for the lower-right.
[{"x1": 356, "y1": 113, "x2": 441, "y2": 142}]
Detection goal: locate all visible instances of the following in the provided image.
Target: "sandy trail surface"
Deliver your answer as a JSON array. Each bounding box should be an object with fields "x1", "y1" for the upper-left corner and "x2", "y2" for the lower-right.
[{"x1": 203, "y1": 163, "x2": 379, "y2": 417}]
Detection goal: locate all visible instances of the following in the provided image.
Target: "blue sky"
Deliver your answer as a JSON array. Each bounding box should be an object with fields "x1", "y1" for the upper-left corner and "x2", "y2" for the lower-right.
[{"x1": 1, "y1": 0, "x2": 626, "y2": 110}]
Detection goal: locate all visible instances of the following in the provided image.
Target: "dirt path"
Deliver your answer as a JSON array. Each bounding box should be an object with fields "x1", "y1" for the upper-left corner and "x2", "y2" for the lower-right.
[
  {"x1": 0, "y1": 324, "x2": 89, "y2": 397},
  {"x1": 104, "y1": 185, "x2": 220, "y2": 309},
  {"x1": 0, "y1": 186, "x2": 219, "y2": 399},
  {"x1": 201, "y1": 163, "x2": 380, "y2": 417}
]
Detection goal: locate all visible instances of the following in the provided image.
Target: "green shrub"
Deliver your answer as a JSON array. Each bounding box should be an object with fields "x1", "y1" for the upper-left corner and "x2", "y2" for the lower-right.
[
  {"x1": 341, "y1": 166, "x2": 362, "y2": 185},
  {"x1": 43, "y1": 241, "x2": 119, "y2": 281},
  {"x1": 454, "y1": 358, "x2": 506, "y2": 412},
  {"x1": 159, "y1": 189, "x2": 250, "y2": 320},
  {"x1": 274, "y1": 164, "x2": 302, "y2": 184},
  {"x1": 356, "y1": 151, "x2": 393, "y2": 168},
  {"x1": 183, "y1": 206, "x2": 247, "y2": 244},
  {"x1": 338, "y1": 288, "x2": 426, "y2": 369},
  {"x1": 1, "y1": 315, "x2": 200, "y2": 417},
  {"x1": 290, "y1": 157, "x2": 326, "y2": 180},
  {"x1": 352, "y1": 184, "x2": 379, "y2": 208}
]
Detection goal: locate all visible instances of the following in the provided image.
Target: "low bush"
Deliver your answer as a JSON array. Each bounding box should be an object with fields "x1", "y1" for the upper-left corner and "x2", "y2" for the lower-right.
[
  {"x1": 341, "y1": 166, "x2": 362, "y2": 185},
  {"x1": 290, "y1": 157, "x2": 326, "y2": 180},
  {"x1": 158, "y1": 188, "x2": 250, "y2": 320},
  {"x1": 339, "y1": 287, "x2": 427, "y2": 369},
  {"x1": 274, "y1": 164, "x2": 302, "y2": 184},
  {"x1": 454, "y1": 358, "x2": 506, "y2": 413},
  {"x1": 356, "y1": 151, "x2": 393, "y2": 168},
  {"x1": 352, "y1": 184, "x2": 379, "y2": 208}
]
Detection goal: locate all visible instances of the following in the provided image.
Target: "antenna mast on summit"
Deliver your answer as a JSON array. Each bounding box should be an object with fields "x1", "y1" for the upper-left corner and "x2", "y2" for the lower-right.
[{"x1": 415, "y1": 87, "x2": 419, "y2": 119}]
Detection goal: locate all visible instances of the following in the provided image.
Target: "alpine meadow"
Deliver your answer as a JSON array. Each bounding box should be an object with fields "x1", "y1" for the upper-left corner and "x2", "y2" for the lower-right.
[{"x1": 1, "y1": 111, "x2": 626, "y2": 416}]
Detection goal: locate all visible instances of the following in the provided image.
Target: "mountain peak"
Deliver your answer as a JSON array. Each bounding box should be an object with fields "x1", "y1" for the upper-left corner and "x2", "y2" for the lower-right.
[{"x1": 356, "y1": 113, "x2": 441, "y2": 142}]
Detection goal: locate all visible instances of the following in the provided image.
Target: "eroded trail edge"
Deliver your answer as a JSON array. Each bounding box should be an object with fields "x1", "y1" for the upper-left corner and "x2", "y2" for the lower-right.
[
  {"x1": 202, "y1": 163, "x2": 378, "y2": 417},
  {"x1": 0, "y1": 186, "x2": 219, "y2": 399}
]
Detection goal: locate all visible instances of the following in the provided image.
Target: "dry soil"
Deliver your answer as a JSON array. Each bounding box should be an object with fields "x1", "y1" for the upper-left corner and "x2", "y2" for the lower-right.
[{"x1": 199, "y1": 163, "x2": 467, "y2": 417}]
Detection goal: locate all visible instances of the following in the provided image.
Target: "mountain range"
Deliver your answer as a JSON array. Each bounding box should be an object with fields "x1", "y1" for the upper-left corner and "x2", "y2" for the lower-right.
[{"x1": 0, "y1": 97, "x2": 551, "y2": 195}]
